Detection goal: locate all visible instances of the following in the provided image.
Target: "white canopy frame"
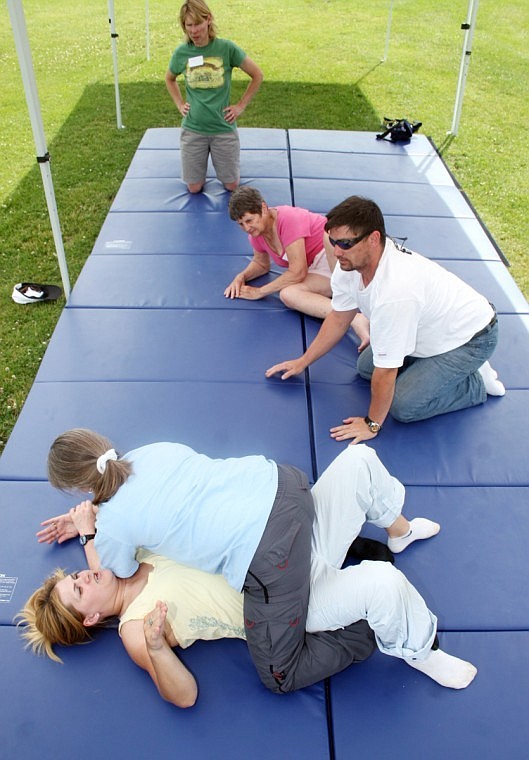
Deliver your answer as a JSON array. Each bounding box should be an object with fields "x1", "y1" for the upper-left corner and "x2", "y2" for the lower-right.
[
  {"x1": 449, "y1": 0, "x2": 480, "y2": 135},
  {"x1": 7, "y1": 0, "x2": 154, "y2": 298},
  {"x1": 7, "y1": 0, "x2": 481, "y2": 302},
  {"x1": 107, "y1": 0, "x2": 152, "y2": 129},
  {"x1": 381, "y1": 0, "x2": 395, "y2": 63},
  {"x1": 7, "y1": 0, "x2": 71, "y2": 298},
  {"x1": 382, "y1": 0, "x2": 479, "y2": 134},
  {"x1": 108, "y1": 0, "x2": 125, "y2": 130}
]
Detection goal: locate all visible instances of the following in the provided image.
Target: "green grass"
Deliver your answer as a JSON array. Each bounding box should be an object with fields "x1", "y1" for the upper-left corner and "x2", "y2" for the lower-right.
[{"x1": 1, "y1": 0, "x2": 528, "y2": 451}]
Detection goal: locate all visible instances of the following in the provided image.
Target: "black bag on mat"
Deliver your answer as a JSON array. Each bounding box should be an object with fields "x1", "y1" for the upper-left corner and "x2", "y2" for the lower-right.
[{"x1": 376, "y1": 118, "x2": 422, "y2": 142}]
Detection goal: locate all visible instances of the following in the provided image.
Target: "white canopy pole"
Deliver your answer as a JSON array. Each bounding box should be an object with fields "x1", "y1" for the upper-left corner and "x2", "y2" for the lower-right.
[
  {"x1": 146, "y1": 0, "x2": 151, "y2": 61},
  {"x1": 6, "y1": 0, "x2": 71, "y2": 298},
  {"x1": 381, "y1": 0, "x2": 395, "y2": 62},
  {"x1": 449, "y1": 0, "x2": 480, "y2": 135},
  {"x1": 107, "y1": 0, "x2": 124, "y2": 129}
]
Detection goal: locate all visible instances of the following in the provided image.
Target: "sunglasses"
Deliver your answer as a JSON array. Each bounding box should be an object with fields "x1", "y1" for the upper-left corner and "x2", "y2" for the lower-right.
[{"x1": 328, "y1": 230, "x2": 371, "y2": 250}]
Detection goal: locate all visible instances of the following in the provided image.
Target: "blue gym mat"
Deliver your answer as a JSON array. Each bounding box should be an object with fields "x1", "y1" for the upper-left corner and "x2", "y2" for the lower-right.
[{"x1": 1, "y1": 128, "x2": 528, "y2": 759}]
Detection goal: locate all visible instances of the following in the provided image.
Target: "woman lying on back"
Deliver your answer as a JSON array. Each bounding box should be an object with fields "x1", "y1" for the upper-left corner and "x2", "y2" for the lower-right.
[{"x1": 19, "y1": 446, "x2": 477, "y2": 707}]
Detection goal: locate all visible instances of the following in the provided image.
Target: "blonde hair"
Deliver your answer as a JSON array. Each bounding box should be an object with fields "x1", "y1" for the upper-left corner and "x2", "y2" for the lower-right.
[
  {"x1": 179, "y1": 0, "x2": 217, "y2": 43},
  {"x1": 16, "y1": 570, "x2": 92, "y2": 663},
  {"x1": 47, "y1": 428, "x2": 132, "y2": 505}
]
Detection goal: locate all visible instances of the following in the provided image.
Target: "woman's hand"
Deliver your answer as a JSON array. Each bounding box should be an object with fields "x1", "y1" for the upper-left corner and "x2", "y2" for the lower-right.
[
  {"x1": 351, "y1": 313, "x2": 371, "y2": 353},
  {"x1": 37, "y1": 512, "x2": 79, "y2": 544},
  {"x1": 223, "y1": 103, "x2": 243, "y2": 123},
  {"x1": 236, "y1": 284, "x2": 264, "y2": 300},
  {"x1": 69, "y1": 500, "x2": 98, "y2": 536},
  {"x1": 144, "y1": 601, "x2": 169, "y2": 652},
  {"x1": 124, "y1": 601, "x2": 198, "y2": 707},
  {"x1": 224, "y1": 273, "x2": 246, "y2": 299}
]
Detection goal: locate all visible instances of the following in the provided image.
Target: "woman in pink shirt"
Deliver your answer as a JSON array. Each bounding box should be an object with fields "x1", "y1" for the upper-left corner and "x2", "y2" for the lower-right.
[{"x1": 225, "y1": 186, "x2": 369, "y2": 350}]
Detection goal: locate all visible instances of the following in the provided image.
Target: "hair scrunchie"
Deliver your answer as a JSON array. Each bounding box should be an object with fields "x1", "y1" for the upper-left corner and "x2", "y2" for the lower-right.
[{"x1": 96, "y1": 448, "x2": 118, "y2": 475}]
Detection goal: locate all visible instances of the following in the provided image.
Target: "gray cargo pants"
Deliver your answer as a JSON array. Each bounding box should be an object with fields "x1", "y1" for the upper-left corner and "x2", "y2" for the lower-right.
[{"x1": 243, "y1": 464, "x2": 375, "y2": 693}]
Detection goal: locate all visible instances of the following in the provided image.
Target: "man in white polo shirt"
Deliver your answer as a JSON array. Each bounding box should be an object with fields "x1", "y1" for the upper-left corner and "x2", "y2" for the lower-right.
[{"x1": 267, "y1": 195, "x2": 504, "y2": 443}]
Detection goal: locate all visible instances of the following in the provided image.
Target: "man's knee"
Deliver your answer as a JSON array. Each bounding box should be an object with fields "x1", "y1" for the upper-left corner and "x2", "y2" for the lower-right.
[{"x1": 390, "y1": 395, "x2": 420, "y2": 423}]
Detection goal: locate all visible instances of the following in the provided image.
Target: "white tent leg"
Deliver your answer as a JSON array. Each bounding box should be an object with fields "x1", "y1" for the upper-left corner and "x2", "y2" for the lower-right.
[
  {"x1": 382, "y1": 0, "x2": 395, "y2": 62},
  {"x1": 108, "y1": 0, "x2": 124, "y2": 129},
  {"x1": 449, "y1": 0, "x2": 479, "y2": 136},
  {"x1": 7, "y1": 0, "x2": 71, "y2": 298}
]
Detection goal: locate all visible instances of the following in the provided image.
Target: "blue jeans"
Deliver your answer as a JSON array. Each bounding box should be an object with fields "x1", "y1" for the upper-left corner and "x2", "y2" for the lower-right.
[{"x1": 356, "y1": 320, "x2": 499, "y2": 423}]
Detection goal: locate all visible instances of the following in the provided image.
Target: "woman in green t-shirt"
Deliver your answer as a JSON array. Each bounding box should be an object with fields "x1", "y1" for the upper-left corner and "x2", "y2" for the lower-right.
[{"x1": 165, "y1": 0, "x2": 263, "y2": 193}]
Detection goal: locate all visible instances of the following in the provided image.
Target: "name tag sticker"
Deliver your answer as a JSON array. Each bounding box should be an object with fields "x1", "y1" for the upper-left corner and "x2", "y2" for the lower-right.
[{"x1": 189, "y1": 55, "x2": 204, "y2": 68}]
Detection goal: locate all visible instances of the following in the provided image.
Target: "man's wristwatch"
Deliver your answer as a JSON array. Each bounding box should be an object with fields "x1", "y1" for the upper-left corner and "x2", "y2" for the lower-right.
[
  {"x1": 79, "y1": 533, "x2": 96, "y2": 546},
  {"x1": 364, "y1": 416, "x2": 382, "y2": 434}
]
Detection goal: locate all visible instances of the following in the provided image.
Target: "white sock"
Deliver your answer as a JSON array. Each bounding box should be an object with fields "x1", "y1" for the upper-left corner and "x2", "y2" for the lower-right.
[
  {"x1": 387, "y1": 518, "x2": 440, "y2": 553},
  {"x1": 405, "y1": 648, "x2": 477, "y2": 689},
  {"x1": 478, "y1": 361, "x2": 505, "y2": 396}
]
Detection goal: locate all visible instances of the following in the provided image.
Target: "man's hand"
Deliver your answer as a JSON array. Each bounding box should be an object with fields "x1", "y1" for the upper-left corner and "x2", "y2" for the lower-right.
[
  {"x1": 265, "y1": 358, "x2": 307, "y2": 380},
  {"x1": 330, "y1": 416, "x2": 379, "y2": 444},
  {"x1": 144, "y1": 601, "x2": 169, "y2": 651},
  {"x1": 37, "y1": 512, "x2": 79, "y2": 544}
]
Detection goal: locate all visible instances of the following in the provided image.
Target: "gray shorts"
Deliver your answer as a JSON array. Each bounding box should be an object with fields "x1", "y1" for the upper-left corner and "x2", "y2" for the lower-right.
[{"x1": 180, "y1": 128, "x2": 240, "y2": 185}]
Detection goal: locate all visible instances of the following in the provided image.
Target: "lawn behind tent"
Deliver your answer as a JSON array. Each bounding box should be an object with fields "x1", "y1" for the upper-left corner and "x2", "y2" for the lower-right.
[{"x1": 1, "y1": 0, "x2": 528, "y2": 452}]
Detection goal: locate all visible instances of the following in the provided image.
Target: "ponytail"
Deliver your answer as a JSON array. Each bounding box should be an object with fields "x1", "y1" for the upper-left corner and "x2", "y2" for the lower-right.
[{"x1": 47, "y1": 428, "x2": 132, "y2": 504}]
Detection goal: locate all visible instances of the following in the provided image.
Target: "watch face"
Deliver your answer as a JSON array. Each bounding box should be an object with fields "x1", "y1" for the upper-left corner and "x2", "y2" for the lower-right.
[{"x1": 80, "y1": 536, "x2": 87, "y2": 545}]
